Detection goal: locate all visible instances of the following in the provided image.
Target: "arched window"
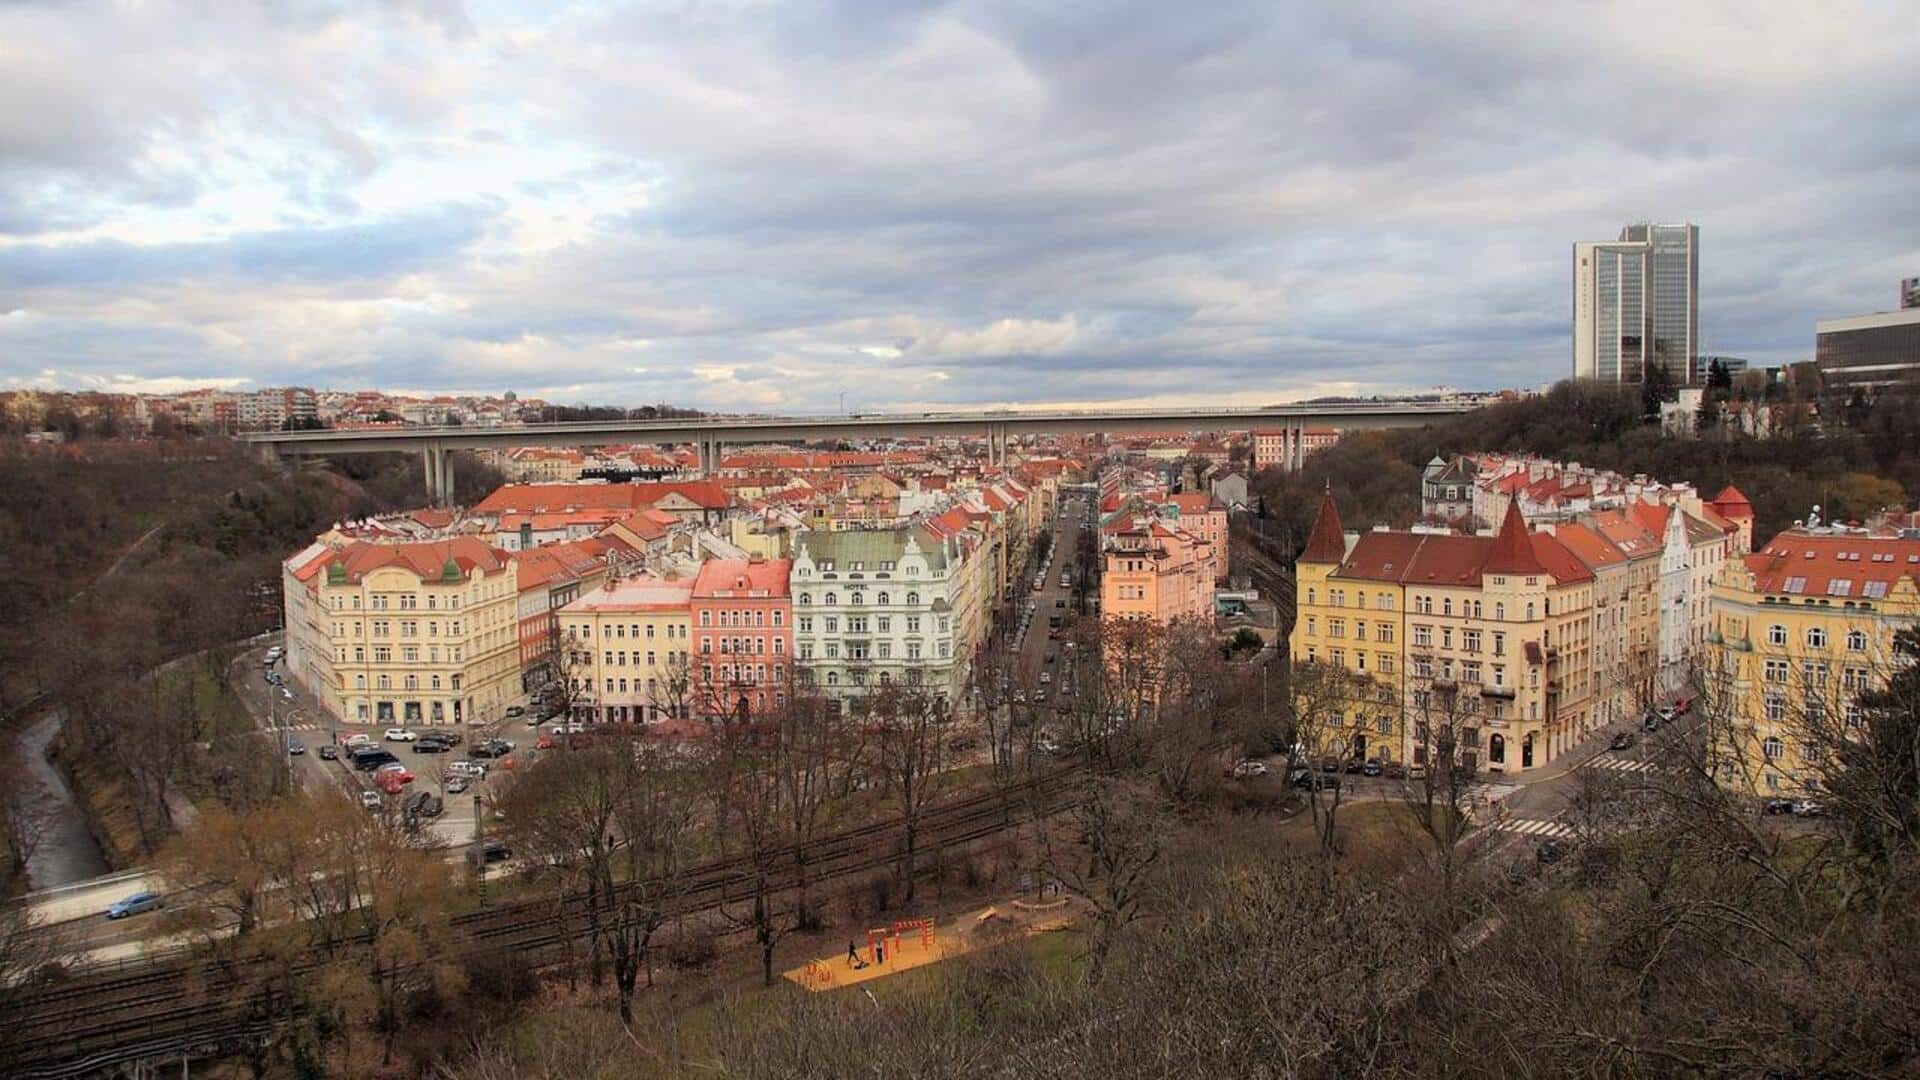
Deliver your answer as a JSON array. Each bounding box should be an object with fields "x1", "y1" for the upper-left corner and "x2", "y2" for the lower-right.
[
  {"x1": 877, "y1": 592, "x2": 890, "y2": 606},
  {"x1": 1768, "y1": 624, "x2": 1787, "y2": 647},
  {"x1": 825, "y1": 593, "x2": 837, "y2": 605},
  {"x1": 1494, "y1": 602, "x2": 1505, "y2": 621},
  {"x1": 1306, "y1": 588, "x2": 1316, "y2": 606},
  {"x1": 906, "y1": 592, "x2": 920, "y2": 606},
  {"x1": 798, "y1": 594, "x2": 812, "y2": 606},
  {"x1": 1762, "y1": 736, "x2": 1784, "y2": 760},
  {"x1": 1525, "y1": 602, "x2": 1535, "y2": 621},
  {"x1": 1806, "y1": 627, "x2": 1827, "y2": 649},
  {"x1": 1847, "y1": 629, "x2": 1868, "y2": 651}
]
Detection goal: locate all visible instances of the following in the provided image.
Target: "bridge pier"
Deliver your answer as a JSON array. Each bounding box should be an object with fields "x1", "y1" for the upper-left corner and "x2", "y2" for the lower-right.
[
  {"x1": 423, "y1": 446, "x2": 454, "y2": 506},
  {"x1": 695, "y1": 437, "x2": 724, "y2": 477}
]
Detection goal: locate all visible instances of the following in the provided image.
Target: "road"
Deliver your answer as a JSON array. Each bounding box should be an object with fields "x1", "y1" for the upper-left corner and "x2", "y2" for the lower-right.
[{"x1": 1011, "y1": 492, "x2": 1095, "y2": 703}]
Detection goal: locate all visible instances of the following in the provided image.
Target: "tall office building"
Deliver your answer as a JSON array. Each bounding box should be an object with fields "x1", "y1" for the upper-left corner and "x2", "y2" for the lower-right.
[
  {"x1": 1902, "y1": 277, "x2": 1919, "y2": 310},
  {"x1": 1573, "y1": 223, "x2": 1699, "y2": 386}
]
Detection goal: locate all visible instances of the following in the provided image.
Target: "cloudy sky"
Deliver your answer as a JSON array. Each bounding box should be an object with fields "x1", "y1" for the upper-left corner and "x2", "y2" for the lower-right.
[{"x1": 2, "y1": 1, "x2": 1916, "y2": 413}]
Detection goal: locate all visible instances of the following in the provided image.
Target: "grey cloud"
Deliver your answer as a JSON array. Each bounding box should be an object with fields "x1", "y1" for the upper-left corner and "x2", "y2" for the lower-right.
[{"x1": 1, "y1": 0, "x2": 1917, "y2": 406}]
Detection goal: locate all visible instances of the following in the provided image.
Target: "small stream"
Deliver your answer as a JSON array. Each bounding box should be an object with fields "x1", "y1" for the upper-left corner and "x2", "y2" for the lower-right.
[{"x1": 15, "y1": 710, "x2": 111, "y2": 890}]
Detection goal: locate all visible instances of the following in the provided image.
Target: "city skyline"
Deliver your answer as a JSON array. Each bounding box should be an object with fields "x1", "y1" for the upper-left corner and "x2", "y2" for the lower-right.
[{"x1": 3, "y1": 2, "x2": 1917, "y2": 412}]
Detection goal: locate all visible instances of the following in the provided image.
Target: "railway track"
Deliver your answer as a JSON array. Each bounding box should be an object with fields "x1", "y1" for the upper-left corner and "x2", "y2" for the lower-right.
[{"x1": 6, "y1": 766, "x2": 1082, "y2": 1076}]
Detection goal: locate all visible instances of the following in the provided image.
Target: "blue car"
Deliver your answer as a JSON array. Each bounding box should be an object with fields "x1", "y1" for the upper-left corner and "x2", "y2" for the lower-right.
[{"x1": 107, "y1": 891, "x2": 163, "y2": 919}]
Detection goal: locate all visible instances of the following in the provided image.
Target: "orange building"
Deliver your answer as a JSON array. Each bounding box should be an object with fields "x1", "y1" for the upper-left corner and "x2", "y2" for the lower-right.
[{"x1": 1100, "y1": 519, "x2": 1214, "y2": 626}]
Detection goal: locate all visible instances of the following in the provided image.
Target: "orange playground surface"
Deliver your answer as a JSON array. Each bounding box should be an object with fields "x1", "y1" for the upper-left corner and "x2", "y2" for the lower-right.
[{"x1": 784, "y1": 900, "x2": 1074, "y2": 991}]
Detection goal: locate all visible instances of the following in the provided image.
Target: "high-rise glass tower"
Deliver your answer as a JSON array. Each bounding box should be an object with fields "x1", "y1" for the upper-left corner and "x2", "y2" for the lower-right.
[{"x1": 1572, "y1": 223, "x2": 1699, "y2": 385}]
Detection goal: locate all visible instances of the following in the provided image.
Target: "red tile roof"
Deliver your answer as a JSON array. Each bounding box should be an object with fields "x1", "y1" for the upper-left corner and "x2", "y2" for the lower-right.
[
  {"x1": 1300, "y1": 492, "x2": 1346, "y2": 564},
  {"x1": 691, "y1": 557, "x2": 793, "y2": 599},
  {"x1": 1551, "y1": 522, "x2": 1626, "y2": 571},
  {"x1": 1485, "y1": 502, "x2": 1545, "y2": 576},
  {"x1": 1743, "y1": 529, "x2": 1920, "y2": 598},
  {"x1": 1529, "y1": 532, "x2": 1597, "y2": 585},
  {"x1": 328, "y1": 537, "x2": 510, "y2": 583}
]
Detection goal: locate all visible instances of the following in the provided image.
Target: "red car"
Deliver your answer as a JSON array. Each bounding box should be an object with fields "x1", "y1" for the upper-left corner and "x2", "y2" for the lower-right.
[
  {"x1": 1673, "y1": 696, "x2": 1694, "y2": 715},
  {"x1": 536, "y1": 733, "x2": 555, "y2": 750}
]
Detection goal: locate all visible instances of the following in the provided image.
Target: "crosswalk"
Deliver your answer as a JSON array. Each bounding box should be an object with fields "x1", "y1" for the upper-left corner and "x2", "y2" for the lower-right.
[
  {"x1": 1465, "y1": 782, "x2": 1518, "y2": 803},
  {"x1": 1491, "y1": 817, "x2": 1576, "y2": 839},
  {"x1": 1585, "y1": 756, "x2": 1657, "y2": 774}
]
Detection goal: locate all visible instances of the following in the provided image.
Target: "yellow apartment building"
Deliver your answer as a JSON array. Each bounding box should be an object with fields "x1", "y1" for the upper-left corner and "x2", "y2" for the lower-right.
[{"x1": 283, "y1": 537, "x2": 521, "y2": 727}]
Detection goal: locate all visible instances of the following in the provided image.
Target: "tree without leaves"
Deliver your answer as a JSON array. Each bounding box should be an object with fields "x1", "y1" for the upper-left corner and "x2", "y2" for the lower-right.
[
  {"x1": 861, "y1": 682, "x2": 951, "y2": 903},
  {"x1": 1031, "y1": 775, "x2": 1167, "y2": 987}
]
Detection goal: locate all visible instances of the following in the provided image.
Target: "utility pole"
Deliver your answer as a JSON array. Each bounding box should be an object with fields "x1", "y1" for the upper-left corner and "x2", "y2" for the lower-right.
[{"x1": 473, "y1": 793, "x2": 488, "y2": 909}]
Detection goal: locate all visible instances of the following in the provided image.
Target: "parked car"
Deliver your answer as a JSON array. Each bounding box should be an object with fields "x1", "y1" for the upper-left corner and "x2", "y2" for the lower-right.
[
  {"x1": 450, "y1": 760, "x2": 489, "y2": 778},
  {"x1": 106, "y1": 891, "x2": 164, "y2": 919},
  {"x1": 1657, "y1": 706, "x2": 1677, "y2": 722},
  {"x1": 469, "y1": 840, "x2": 512, "y2": 866},
  {"x1": 344, "y1": 734, "x2": 373, "y2": 750},
  {"x1": 360, "y1": 790, "x2": 384, "y2": 810},
  {"x1": 279, "y1": 687, "x2": 294, "y2": 701},
  {"x1": 1762, "y1": 798, "x2": 1797, "y2": 815},
  {"x1": 471, "y1": 739, "x2": 515, "y2": 759},
  {"x1": 1230, "y1": 759, "x2": 1268, "y2": 779},
  {"x1": 1290, "y1": 769, "x2": 1339, "y2": 791},
  {"x1": 504, "y1": 705, "x2": 526, "y2": 718},
  {"x1": 536, "y1": 733, "x2": 555, "y2": 750},
  {"x1": 317, "y1": 744, "x2": 339, "y2": 761},
  {"x1": 1320, "y1": 758, "x2": 1341, "y2": 774},
  {"x1": 412, "y1": 738, "x2": 452, "y2": 754},
  {"x1": 350, "y1": 749, "x2": 400, "y2": 772},
  {"x1": 1406, "y1": 763, "x2": 1428, "y2": 781},
  {"x1": 375, "y1": 762, "x2": 415, "y2": 783},
  {"x1": 404, "y1": 791, "x2": 444, "y2": 819},
  {"x1": 1343, "y1": 759, "x2": 1366, "y2": 775},
  {"x1": 1610, "y1": 732, "x2": 1637, "y2": 751},
  {"x1": 286, "y1": 739, "x2": 305, "y2": 755},
  {"x1": 1642, "y1": 713, "x2": 1661, "y2": 731},
  {"x1": 1791, "y1": 799, "x2": 1827, "y2": 818},
  {"x1": 1362, "y1": 759, "x2": 1383, "y2": 778},
  {"x1": 1381, "y1": 761, "x2": 1407, "y2": 780},
  {"x1": 446, "y1": 775, "x2": 471, "y2": 794},
  {"x1": 383, "y1": 728, "x2": 417, "y2": 742}
]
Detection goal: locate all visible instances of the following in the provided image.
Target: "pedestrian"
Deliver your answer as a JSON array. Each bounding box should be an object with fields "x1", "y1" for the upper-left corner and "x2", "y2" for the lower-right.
[
  {"x1": 847, "y1": 940, "x2": 858, "y2": 965},
  {"x1": 875, "y1": 939, "x2": 886, "y2": 966}
]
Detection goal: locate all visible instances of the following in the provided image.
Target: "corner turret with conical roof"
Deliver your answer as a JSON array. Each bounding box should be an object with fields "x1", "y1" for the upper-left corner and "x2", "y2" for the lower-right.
[
  {"x1": 1483, "y1": 501, "x2": 1545, "y2": 577},
  {"x1": 1300, "y1": 491, "x2": 1348, "y2": 564}
]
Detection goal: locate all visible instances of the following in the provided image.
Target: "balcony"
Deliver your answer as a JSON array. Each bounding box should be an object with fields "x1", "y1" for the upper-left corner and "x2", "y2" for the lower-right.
[{"x1": 1481, "y1": 685, "x2": 1516, "y2": 700}]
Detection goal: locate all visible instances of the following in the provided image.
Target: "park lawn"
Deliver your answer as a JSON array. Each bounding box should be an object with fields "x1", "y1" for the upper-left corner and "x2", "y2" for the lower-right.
[{"x1": 153, "y1": 648, "x2": 255, "y2": 739}]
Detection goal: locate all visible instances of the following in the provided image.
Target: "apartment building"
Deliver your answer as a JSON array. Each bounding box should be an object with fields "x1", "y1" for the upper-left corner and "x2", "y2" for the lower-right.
[
  {"x1": 282, "y1": 537, "x2": 521, "y2": 727},
  {"x1": 690, "y1": 557, "x2": 794, "y2": 720},
  {"x1": 512, "y1": 538, "x2": 620, "y2": 693},
  {"x1": 790, "y1": 528, "x2": 976, "y2": 708},
  {"x1": 1162, "y1": 492, "x2": 1230, "y2": 583},
  {"x1": 1707, "y1": 523, "x2": 1920, "y2": 795},
  {"x1": 1291, "y1": 497, "x2": 1597, "y2": 772},
  {"x1": 1100, "y1": 518, "x2": 1214, "y2": 626},
  {"x1": 556, "y1": 573, "x2": 696, "y2": 724}
]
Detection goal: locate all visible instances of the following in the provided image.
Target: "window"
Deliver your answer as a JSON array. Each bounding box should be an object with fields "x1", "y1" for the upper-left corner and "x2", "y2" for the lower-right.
[
  {"x1": 1806, "y1": 627, "x2": 1827, "y2": 649},
  {"x1": 1413, "y1": 625, "x2": 1431, "y2": 648},
  {"x1": 1493, "y1": 631, "x2": 1505, "y2": 654},
  {"x1": 877, "y1": 592, "x2": 890, "y2": 605},
  {"x1": 1378, "y1": 654, "x2": 1394, "y2": 674},
  {"x1": 1762, "y1": 736, "x2": 1784, "y2": 759},
  {"x1": 1378, "y1": 625, "x2": 1394, "y2": 644},
  {"x1": 1768, "y1": 624, "x2": 1787, "y2": 647},
  {"x1": 1329, "y1": 619, "x2": 1345, "y2": 639},
  {"x1": 1377, "y1": 594, "x2": 1394, "y2": 611},
  {"x1": 1764, "y1": 659, "x2": 1788, "y2": 683},
  {"x1": 906, "y1": 592, "x2": 920, "y2": 606},
  {"x1": 825, "y1": 593, "x2": 837, "y2": 605},
  {"x1": 1463, "y1": 629, "x2": 1481, "y2": 653},
  {"x1": 798, "y1": 617, "x2": 813, "y2": 633},
  {"x1": 1765, "y1": 696, "x2": 1785, "y2": 722},
  {"x1": 1306, "y1": 588, "x2": 1316, "y2": 606},
  {"x1": 1306, "y1": 616, "x2": 1317, "y2": 636},
  {"x1": 1443, "y1": 598, "x2": 1453, "y2": 616},
  {"x1": 1847, "y1": 629, "x2": 1868, "y2": 651}
]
